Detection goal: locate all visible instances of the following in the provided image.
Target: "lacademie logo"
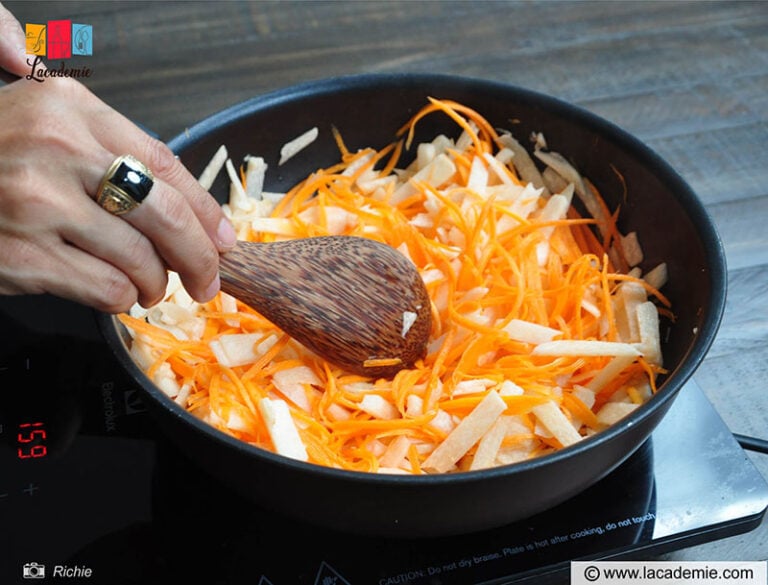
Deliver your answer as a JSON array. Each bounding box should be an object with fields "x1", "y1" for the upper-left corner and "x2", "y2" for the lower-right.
[{"x1": 25, "y1": 20, "x2": 93, "y2": 82}]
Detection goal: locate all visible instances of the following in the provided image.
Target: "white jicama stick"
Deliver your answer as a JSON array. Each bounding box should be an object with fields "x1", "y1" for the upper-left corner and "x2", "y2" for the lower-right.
[
  {"x1": 498, "y1": 132, "x2": 550, "y2": 195},
  {"x1": 532, "y1": 340, "x2": 642, "y2": 357},
  {"x1": 536, "y1": 193, "x2": 571, "y2": 238},
  {"x1": 279, "y1": 127, "x2": 319, "y2": 165},
  {"x1": 467, "y1": 155, "x2": 489, "y2": 194},
  {"x1": 504, "y1": 319, "x2": 561, "y2": 345},
  {"x1": 210, "y1": 332, "x2": 262, "y2": 367},
  {"x1": 244, "y1": 155, "x2": 267, "y2": 200},
  {"x1": 596, "y1": 402, "x2": 639, "y2": 426},
  {"x1": 258, "y1": 398, "x2": 308, "y2": 462},
  {"x1": 174, "y1": 383, "x2": 192, "y2": 407},
  {"x1": 535, "y1": 150, "x2": 613, "y2": 243},
  {"x1": 532, "y1": 401, "x2": 582, "y2": 447},
  {"x1": 634, "y1": 301, "x2": 663, "y2": 366},
  {"x1": 452, "y1": 378, "x2": 496, "y2": 396},
  {"x1": 534, "y1": 149, "x2": 587, "y2": 199},
  {"x1": 272, "y1": 365, "x2": 321, "y2": 412},
  {"x1": 225, "y1": 158, "x2": 248, "y2": 208},
  {"x1": 360, "y1": 394, "x2": 400, "y2": 420},
  {"x1": 621, "y1": 231, "x2": 644, "y2": 267},
  {"x1": 614, "y1": 281, "x2": 648, "y2": 343},
  {"x1": 540, "y1": 166, "x2": 569, "y2": 196},
  {"x1": 198, "y1": 144, "x2": 228, "y2": 190},
  {"x1": 644, "y1": 262, "x2": 668, "y2": 291},
  {"x1": 469, "y1": 415, "x2": 512, "y2": 470},
  {"x1": 219, "y1": 292, "x2": 240, "y2": 328},
  {"x1": 379, "y1": 435, "x2": 412, "y2": 469},
  {"x1": 586, "y1": 354, "x2": 638, "y2": 393},
  {"x1": 422, "y1": 390, "x2": 507, "y2": 473},
  {"x1": 391, "y1": 153, "x2": 456, "y2": 203},
  {"x1": 535, "y1": 192, "x2": 572, "y2": 266},
  {"x1": 250, "y1": 217, "x2": 298, "y2": 237},
  {"x1": 483, "y1": 151, "x2": 515, "y2": 186}
]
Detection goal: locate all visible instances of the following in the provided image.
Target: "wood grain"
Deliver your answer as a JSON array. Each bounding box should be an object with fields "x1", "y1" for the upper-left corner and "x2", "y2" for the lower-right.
[
  {"x1": 218, "y1": 237, "x2": 431, "y2": 378},
  {"x1": 4, "y1": 0, "x2": 766, "y2": 563}
]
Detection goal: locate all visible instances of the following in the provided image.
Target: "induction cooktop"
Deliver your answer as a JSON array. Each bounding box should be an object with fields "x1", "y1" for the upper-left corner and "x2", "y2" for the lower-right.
[{"x1": 1, "y1": 295, "x2": 767, "y2": 585}]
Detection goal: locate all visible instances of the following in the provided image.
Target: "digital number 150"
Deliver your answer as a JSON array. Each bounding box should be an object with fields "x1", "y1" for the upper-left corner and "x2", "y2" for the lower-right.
[{"x1": 17, "y1": 421, "x2": 47, "y2": 459}]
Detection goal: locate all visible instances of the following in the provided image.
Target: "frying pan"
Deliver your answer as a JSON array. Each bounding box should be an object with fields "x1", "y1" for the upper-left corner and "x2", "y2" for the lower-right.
[{"x1": 98, "y1": 73, "x2": 727, "y2": 537}]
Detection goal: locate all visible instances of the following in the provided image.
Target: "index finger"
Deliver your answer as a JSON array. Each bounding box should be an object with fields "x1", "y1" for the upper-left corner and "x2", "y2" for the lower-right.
[
  {"x1": 85, "y1": 105, "x2": 237, "y2": 301},
  {"x1": 98, "y1": 121, "x2": 237, "y2": 254},
  {"x1": 0, "y1": 4, "x2": 28, "y2": 78}
]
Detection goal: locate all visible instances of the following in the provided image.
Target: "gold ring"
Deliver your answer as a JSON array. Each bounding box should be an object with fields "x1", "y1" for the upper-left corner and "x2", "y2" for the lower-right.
[{"x1": 96, "y1": 154, "x2": 155, "y2": 215}]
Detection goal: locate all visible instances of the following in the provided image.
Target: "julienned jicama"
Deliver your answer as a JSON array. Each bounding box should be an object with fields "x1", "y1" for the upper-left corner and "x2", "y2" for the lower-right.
[{"x1": 119, "y1": 98, "x2": 671, "y2": 474}]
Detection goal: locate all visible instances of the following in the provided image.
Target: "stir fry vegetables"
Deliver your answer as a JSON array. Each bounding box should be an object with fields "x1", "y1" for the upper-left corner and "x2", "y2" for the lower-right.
[{"x1": 120, "y1": 99, "x2": 671, "y2": 474}]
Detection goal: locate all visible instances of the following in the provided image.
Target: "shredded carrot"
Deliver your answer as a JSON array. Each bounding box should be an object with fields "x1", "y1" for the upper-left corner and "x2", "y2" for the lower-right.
[{"x1": 120, "y1": 99, "x2": 673, "y2": 475}]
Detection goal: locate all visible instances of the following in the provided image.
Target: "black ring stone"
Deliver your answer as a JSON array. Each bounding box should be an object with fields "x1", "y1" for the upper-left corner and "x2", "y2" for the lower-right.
[{"x1": 110, "y1": 157, "x2": 154, "y2": 203}]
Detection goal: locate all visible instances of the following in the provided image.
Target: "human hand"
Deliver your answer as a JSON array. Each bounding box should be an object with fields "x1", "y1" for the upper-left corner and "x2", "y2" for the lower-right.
[{"x1": 0, "y1": 75, "x2": 237, "y2": 313}]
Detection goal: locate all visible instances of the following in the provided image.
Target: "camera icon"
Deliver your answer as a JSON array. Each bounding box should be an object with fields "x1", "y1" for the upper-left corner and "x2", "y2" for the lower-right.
[{"x1": 22, "y1": 562, "x2": 45, "y2": 579}]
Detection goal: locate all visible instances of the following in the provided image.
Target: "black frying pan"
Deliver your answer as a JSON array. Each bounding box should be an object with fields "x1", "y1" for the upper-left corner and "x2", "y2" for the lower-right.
[{"x1": 98, "y1": 73, "x2": 727, "y2": 537}]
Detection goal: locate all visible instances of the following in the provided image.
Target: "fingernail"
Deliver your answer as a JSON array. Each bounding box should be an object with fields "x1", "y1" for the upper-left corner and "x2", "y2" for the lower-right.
[
  {"x1": 203, "y1": 273, "x2": 221, "y2": 301},
  {"x1": 217, "y1": 217, "x2": 237, "y2": 250}
]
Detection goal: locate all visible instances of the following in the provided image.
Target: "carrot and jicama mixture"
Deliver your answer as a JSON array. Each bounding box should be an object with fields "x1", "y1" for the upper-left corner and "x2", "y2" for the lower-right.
[{"x1": 120, "y1": 98, "x2": 671, "y2": 474}]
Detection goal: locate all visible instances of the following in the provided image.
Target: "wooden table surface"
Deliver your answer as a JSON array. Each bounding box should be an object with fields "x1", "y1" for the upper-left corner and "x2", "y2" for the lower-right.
[{"x1": 5, "y1": 0, "x2": 767, "y2": 567}]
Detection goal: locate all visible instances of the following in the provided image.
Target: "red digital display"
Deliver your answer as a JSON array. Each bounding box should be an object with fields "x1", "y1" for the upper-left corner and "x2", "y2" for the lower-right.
[{"x1": 17, "y1": 421, "x2": 47, "y2": 459}]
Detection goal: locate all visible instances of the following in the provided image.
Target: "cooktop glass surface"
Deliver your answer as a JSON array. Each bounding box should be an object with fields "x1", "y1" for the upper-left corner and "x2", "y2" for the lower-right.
[{"x1": 1, "y1": 295, "x2": 767, "y2": 585}]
